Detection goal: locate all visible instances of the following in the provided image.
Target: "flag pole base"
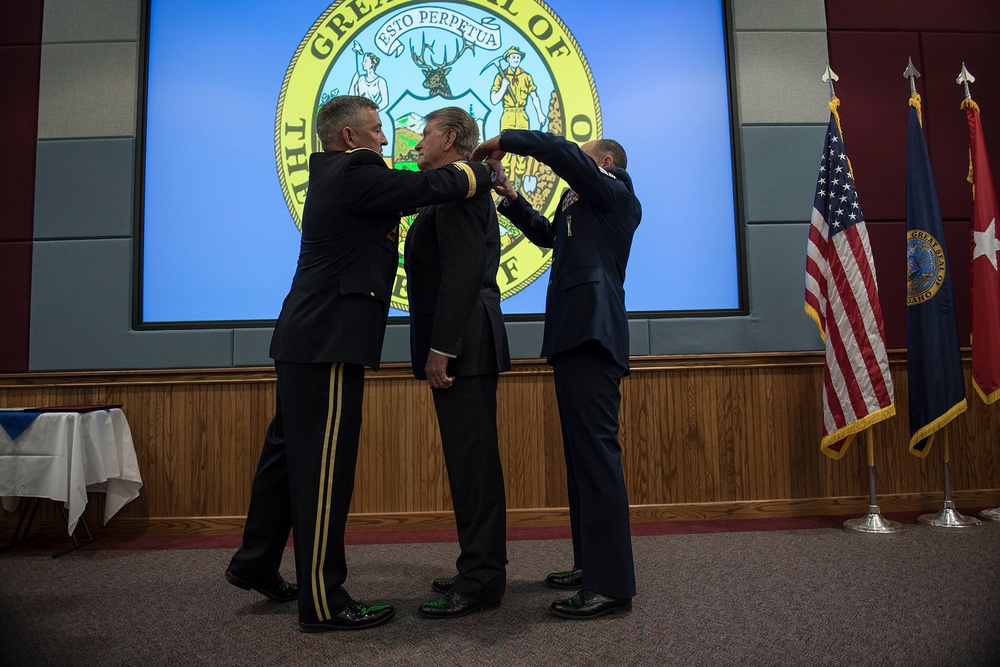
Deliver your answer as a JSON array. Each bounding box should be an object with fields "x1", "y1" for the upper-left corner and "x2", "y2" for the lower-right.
[
  {"x1": 843, "y1": 506, "x2": 904, "y2": 533},
  {"x1": 977, "y1": 506, "x2": 1000, "y2": 522},
  {"x1": 918, "y1": 502, "x2": 981, "y2": 528}
]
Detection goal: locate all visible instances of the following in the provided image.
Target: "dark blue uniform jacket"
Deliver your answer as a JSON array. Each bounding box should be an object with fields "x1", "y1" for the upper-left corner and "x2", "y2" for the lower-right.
[{"x1": 497, "y1": 131, "x2": 641, "y2": 371}]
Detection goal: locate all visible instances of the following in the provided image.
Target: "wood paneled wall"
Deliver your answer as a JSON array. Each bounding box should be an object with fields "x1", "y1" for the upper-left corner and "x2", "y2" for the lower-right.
[{"x1": 2, "y1": 353, "x2": 999, "y2": 536}]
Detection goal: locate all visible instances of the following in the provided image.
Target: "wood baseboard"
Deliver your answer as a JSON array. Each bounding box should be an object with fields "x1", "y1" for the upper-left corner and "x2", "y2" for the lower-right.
[{"x1": 5, "y1": 490, "x2": 997, "y2": 539}]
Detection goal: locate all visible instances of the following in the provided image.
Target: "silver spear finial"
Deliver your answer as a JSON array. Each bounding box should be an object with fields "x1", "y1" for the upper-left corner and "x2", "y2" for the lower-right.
[
  {"x1": 822, "y1": 65, "x2": 839, "y2": 99},
  {"x1": 903, "y1": 57, "x2": 921, "y2": 96},
  {"x1": 956, "y1": 62, "x2": 975, "y2": 100}
]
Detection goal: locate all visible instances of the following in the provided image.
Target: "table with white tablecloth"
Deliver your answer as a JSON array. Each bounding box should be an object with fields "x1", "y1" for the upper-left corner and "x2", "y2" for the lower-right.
[{"x1": 0, "y1": 407, "x2": 143, "y2": 536}]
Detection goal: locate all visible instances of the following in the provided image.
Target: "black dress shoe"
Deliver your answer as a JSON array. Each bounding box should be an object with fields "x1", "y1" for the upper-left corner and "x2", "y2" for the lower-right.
[
  {"x1": 418, "y1": 590, "x2": 500, "y2": 619},
  {"x1": 224, "y1": 569, "x2": 298, "y2": 603},
  {"x1": 550, "y1": 589, "x2": 632, "y2": 619},
  {"x1": 298, "y1": 601, "x2": 395, "y2": 632},
  {"x1": 545, "y1": 567, "x2": 583, "y2": 589},
  {"x1": 432, "y1": 576, "x2": 456, "y2": 593}
]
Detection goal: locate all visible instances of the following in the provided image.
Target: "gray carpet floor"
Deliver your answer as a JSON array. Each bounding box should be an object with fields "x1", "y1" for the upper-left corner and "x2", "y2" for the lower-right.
[{"x1": 1, "y1": 523, "x2": 999, "y2": 666}]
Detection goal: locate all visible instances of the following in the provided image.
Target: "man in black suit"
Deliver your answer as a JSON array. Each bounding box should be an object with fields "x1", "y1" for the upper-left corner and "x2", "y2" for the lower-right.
[
  {"x1": 472, "y1": 130, "x2": 641, "y2": 619},
  {"x1": 225, "y1": 96, "x2": 503, "y2": 633},
  {"x1": 403, "y1": 107, "x2": 511, "y2": 619}
]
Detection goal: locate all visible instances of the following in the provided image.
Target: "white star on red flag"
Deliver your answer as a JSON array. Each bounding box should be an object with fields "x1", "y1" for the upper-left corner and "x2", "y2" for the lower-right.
[{"x1": 973, "y1": 217, "x2": 999, "y2": 270}]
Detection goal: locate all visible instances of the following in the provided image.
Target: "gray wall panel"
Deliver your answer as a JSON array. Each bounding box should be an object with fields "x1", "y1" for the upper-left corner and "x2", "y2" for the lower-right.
[
  {"x1": 735, "y1": 32, "x2": 830, "y2": 125},
  {"x1": 119, "y1": 329, "x2": 235, "y2": 369},
  {"x1": 503, "y1": 321, "x2": 545, "y2": 361},
  {"x1": 629, "y1": 319, "x2": 650, "y2": 358},
  {"x1": 741, "y1": 125, "x2": 827, "y2": 223},
  {"x1": 732, "y1": 0, "x2": 826, "y2": 31},
  {"x1": 649, "y1": 314, "x2": 756, "y2": 355},
  {"x1": 42, "y1": 0, "x2": 140, "y2": 43},
  {"x1": 742, "y1": 222, "x2": 821, "y2": 350},
  {"x1": 34, "y1": 138, "x2": 135, "y2": 238},
  {"x1": 380, "y1": 325, "x2": 410, "y2": 366},
  {"x1": 37, "y1": 42, "x2": 137, "y2": 139},
  {"x1": 30, "y1": 238, "x2": 132, "y2": 370},
  {"x1": 234, "y1": 329, "x2": 275, "y2": 367}
]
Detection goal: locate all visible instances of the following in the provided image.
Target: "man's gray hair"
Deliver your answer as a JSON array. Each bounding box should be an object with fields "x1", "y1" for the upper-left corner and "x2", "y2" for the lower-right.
[
  {"x1": 316, "y1": 95, "x2": 379, "y2": 149},
  {"x1": 424, "y1": 107, "x2": 479, "y2": 158}
]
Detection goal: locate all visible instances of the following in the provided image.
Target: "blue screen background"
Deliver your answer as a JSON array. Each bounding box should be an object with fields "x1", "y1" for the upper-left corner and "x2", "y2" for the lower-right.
[{"x1": 141, "y1": 0, "x2": 739, "y2": 322}]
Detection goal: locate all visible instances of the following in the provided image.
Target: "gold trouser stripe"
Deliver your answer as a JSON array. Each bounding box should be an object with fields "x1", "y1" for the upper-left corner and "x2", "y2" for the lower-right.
[
  {"x1": 311, "y1": 363, "x2": 344, "y2": 620},
  {"x1": 452, "y1": 162, "x2": 477, "y2": 199}
]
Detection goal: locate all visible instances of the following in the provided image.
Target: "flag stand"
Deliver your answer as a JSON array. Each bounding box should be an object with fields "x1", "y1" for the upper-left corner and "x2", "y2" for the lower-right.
[
  {"x1": 980, "y1": 507, "x2": 1000, "y2": 521},
  {"x1": 844, "y1": 430, "x2": 903, "y2": 533},
  {"x1": 917, "y1": 429, "x2": 981, "y2": 528}
]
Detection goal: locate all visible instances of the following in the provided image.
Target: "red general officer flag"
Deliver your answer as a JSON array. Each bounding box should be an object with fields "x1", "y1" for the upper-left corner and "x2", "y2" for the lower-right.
[{"x1": 965, "y1": 98, "x2": 1000, "y2": 403}]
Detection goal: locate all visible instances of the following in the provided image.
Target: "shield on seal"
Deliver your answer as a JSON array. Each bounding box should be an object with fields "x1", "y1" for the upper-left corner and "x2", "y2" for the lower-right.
[{"x1": 386, "y1": 89, "x2": 492, "y2": 171}]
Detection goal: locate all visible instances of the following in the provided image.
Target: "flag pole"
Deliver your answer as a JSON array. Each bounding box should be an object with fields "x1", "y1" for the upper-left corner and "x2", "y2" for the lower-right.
[
  {"x1": 958, "y1": 62, "x2": 1000, "y2": 522},
  {"x1": 811, "y1": 65, "x2": 898, "y2": 517},
  {"x1": 903, "y1": 58, "x2": 976, "y2": 527},
  {"x1": 843, "y1": 428, "x2": 904, "y2": 533},
  {"x1": 822, "y1": 65, "x2": 838, "y2": 99},
  {"x1": 917, "y1": 427, "x2": 981, "y2": 527}
]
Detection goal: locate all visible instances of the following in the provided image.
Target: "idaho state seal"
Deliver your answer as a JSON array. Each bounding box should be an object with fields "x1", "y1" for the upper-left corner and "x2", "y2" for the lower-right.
[
  {"x1": 275, "y1": 0, "x2": 600, "y2": 312},
  {"x1": 906, "y1": 229, "x2": 946, "y2": 306}
]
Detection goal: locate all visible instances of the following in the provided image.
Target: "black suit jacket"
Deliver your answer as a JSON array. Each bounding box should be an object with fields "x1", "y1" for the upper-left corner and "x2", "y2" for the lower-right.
[
  {"x1": 404, "y1": 177, "x2": 511, "y2": 379},
  {"x1": 497, "y1": 131, "x2": 641, "y2": 371},
  {"x1": 269, "y1": 148, "x2": 493, "y2": 370}
]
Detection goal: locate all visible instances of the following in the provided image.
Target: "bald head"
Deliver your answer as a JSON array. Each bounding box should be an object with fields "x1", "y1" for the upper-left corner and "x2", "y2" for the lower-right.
[{"x1": 581, "y1": 139, "x2": 627, "y2": 169}]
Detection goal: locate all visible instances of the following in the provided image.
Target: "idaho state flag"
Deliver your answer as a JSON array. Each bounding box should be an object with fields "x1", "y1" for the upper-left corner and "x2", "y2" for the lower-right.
[
  {"x1": 905, "y1": 103, "x2": 967, "y2": 456},
  {"x1": 964, "y1": 98, "x2": 1000, "y2": 403}
]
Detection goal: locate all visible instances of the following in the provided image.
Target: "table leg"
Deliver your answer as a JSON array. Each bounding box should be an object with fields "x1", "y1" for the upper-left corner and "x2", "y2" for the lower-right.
[
  {"x1": 52, "y1": 505, "x2": 104, "y2": 558},
  {"x1": 0, "y1": 498, "x2": 43, "y2": 553}
]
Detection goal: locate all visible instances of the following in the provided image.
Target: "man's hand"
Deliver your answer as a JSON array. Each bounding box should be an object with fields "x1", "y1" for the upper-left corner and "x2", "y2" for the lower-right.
[
  {"x1": 493, "y1": 176, "x2": 517, "y2": 202},
  {"x1": 485, "y1": 158, "x2": 509, "y2": 191},
  {"x1": 471, "y1": 135, "x2": 505, "y2": 163},
  {"x1": 425, "y1": 350, "x2": 454, "y2": 389}
]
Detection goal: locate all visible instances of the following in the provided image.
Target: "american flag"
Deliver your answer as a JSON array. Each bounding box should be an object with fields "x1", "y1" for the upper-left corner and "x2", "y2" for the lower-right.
[{"x1": 805, "y1": 109, "x2": 896, "y2": 459}]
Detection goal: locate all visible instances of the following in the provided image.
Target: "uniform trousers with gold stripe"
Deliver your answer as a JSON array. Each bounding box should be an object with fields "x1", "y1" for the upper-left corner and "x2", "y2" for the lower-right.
[{"x1": 228, "y1": 360, "x2": 365, "y2": 623}]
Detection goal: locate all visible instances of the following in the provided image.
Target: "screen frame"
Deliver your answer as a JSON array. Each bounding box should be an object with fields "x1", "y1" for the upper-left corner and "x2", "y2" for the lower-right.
[{"x1": 131, "y1": 0, "x2": 748, "y2": 331}]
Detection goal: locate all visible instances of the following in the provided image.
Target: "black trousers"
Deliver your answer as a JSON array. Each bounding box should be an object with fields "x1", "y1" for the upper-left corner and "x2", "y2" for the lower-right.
[
  {"x1": 228, "y1": 361, "x2": 365, "y2": 623},
  {"x1": 550, "y1": 341, "x2": 636, "y2": 599},
  {"x1": 431, "y1": 373, "x2": 507, "y2": 602}
]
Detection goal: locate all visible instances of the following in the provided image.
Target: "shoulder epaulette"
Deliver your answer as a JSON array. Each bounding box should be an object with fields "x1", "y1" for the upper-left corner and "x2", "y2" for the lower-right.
[{"x1": 450, "y1": 161, "x2": 478, "y2": 199}]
